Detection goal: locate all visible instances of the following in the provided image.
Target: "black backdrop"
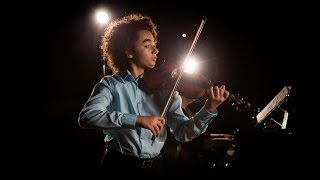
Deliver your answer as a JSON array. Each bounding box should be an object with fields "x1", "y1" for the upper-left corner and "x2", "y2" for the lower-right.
[{"x1": 13, "y1": 0, "x2": 303, "y2": 178}]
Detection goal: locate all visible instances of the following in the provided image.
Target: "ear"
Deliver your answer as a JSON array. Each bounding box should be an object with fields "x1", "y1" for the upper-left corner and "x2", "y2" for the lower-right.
[{"x1": 125, "y1": 51, "x2": 133, "y2": 59}]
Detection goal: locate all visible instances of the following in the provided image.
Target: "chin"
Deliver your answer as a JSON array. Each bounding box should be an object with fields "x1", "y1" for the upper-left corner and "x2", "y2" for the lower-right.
[{"x1": 149, "y1": 63, "x2": 156, "y2": 68}]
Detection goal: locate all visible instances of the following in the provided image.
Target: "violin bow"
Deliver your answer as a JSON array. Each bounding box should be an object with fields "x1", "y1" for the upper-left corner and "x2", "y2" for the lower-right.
[
  {"x1": 151, "y1": 18, "x2": 207, "y2": 145},
  {"x1": 161, "y1": 17, "x2": 207, "y2": 117}
]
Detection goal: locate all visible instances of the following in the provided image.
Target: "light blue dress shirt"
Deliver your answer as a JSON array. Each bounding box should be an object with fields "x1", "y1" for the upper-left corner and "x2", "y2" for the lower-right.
[{"x1": 78, "y1": 70, "x2": 218, "y2": 158}]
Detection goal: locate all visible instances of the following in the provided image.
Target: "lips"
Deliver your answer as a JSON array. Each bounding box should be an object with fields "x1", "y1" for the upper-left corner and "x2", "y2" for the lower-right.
[{"x1": 152, "y1": 57, "x2": 157, "y2": 62}]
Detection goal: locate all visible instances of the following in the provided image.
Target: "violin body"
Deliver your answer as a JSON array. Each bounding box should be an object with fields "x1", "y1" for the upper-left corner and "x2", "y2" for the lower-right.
[
  {"x1": 143, "y1": 60, "x2": 251, "y2": 113},
  {"x1": 143, "y1": 60, "x2": 211, "y2": 99}
]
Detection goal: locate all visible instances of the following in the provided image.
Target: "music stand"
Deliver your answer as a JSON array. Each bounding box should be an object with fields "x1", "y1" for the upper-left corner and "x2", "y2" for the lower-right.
[{"x1": 255, "y1": 85, "x2": 292, "y2": 131}]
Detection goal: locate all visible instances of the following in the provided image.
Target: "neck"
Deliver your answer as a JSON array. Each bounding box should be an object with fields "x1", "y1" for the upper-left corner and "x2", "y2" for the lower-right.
[{"x1": 130, "y1": 65, "x2": 145, "y2": 79}]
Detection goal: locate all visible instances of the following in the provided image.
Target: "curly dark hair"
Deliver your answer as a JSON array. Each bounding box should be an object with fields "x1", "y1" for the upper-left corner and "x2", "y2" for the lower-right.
[{"x1": 101, "y1": 13, "x2": 158, "y2": 73}]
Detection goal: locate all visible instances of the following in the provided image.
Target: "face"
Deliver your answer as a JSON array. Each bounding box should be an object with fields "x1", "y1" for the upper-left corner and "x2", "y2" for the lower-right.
[{"x1": 129, "y1": 30, "x2": 159, "y2": 71}]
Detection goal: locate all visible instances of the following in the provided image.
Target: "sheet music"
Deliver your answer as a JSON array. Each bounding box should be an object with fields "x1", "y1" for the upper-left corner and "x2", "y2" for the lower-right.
[{"x1": 256, "y1": 85, "x2": 292, "y2": 123}]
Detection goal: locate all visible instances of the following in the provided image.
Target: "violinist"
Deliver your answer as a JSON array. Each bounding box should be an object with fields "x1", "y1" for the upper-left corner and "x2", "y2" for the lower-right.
[{"x1": 78, "y1": 13, "x2": 230, "y2": 178}]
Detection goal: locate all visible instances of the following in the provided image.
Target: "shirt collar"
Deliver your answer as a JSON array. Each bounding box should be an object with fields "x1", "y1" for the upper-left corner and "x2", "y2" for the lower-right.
[{"x1": 119, "y1": 70, "x2": 143, "y2": 82}]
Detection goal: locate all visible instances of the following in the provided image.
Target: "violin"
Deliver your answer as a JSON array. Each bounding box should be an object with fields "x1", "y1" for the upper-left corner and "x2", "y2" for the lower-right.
[
  {"x1": 148, "y1": 18, "x2": 251, "y2": 145},
  {"x1": 143, "y1": 60, "x2": 209, "y2": 99},
  {"x1": 143, "y1": 60, "x2": 251, "y2": 113}
]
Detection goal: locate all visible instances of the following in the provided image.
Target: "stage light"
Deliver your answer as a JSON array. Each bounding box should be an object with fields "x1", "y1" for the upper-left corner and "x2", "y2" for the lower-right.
[
  {"x1": 95, "y1": 10, "x2": 109, "y2": 25},
  {"x1": 183, "y1": 57, "x2": 198, "y2": 74}
]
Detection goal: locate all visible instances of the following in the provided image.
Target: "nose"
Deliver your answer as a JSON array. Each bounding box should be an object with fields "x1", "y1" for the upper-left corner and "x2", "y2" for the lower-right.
[{"x1": 153, "y1": 46, "x2": 159, "y2": 54}]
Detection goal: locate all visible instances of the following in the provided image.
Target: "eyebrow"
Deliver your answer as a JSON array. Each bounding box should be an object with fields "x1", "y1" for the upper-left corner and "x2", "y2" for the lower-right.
[{"x1": 142, "y1": 38, "x2": 153, "y2": 43}]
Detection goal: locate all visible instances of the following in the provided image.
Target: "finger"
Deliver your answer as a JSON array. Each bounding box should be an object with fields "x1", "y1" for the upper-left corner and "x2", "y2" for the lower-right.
[
  {"x1": 154, "y1": 124, "x2": 160, "y2": 138},
  {"x1": 217, "y1": 85, "x2": 228, "y2": 98},
  {"x1": 160, "y1": 117, "x2": 165, "y2": 125},
  {"x1": 157, "y1": 121, "x2": 164, "y2": 133},
  {"x1": 150, "y1": 127, "x2": 157, "y2": 140},
  {"x1": 213, "y1": 86, "x2": 219, "y2": 97},
  {"x1": 223, "y1": 90, "x2": 230, "y2": 99},
  {"x1": 219, "y1": 85, "x2": 225, "y2": 97},
  {"x1": 208, "y1": 86, "x2": 214, "y2": 98}
]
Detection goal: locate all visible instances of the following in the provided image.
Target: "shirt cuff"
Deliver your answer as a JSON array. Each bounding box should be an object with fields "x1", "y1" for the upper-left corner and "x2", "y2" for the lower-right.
[
  {"x1": 197, "y1": 107, "x2": 218, "y2": 120},
  {"x1": 121, "y1": 113, "x2": 136, "y2": 128},
  {"x1": 205, "y1": 108, "x2": 218, "y2": 115}
]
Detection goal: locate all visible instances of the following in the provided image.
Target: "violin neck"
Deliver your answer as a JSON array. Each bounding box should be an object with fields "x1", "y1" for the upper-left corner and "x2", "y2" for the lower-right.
[{"x1": 228, "y1": 93, "x2": 251, "y2": 112}]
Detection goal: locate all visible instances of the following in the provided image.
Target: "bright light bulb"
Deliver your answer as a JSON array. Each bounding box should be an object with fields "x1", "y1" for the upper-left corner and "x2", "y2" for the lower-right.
[
  {"x1": 96, "y1": 10, "x2": 109, "y2": 24},
  {"x1": 184, "y1": 58, "x2": 198, "y2": 74}
]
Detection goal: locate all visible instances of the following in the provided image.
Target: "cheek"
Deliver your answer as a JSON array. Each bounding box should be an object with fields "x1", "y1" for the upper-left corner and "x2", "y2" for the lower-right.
[{"x1": 137, "y1": 49, "x2": 149, "y2": 58}]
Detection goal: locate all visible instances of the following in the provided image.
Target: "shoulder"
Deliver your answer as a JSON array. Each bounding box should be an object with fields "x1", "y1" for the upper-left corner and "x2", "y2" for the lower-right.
[{"x1": 101, "y1": 74, "x2": 124, "y2": 84}]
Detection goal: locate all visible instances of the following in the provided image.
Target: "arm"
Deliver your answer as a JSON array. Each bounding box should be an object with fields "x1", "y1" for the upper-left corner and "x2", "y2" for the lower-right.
[
  {"x1": 167, "y1": 85, "x2": 229, "y2": 142},
  {"x1": 78, "y1": 78, "x2": 166, "y2": 139},
  {"x1": 78, "y1": 79, "x2": 136, "y2": 130}
]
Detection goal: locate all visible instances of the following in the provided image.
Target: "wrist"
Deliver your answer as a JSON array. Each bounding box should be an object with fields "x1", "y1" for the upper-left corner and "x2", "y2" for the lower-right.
[{"x1": 205, "y1": 107, "x2": 216, "y2": 113}]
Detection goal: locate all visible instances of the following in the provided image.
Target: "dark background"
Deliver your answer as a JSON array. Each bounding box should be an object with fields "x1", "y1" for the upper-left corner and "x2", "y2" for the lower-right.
[{"x1": 13, "y1": 0, "x2": 303, "y2": 178}]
